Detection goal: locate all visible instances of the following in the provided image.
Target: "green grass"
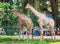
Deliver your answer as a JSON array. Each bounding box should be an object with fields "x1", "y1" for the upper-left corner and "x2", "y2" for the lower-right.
[{"x1": 0, "y1": 35, "x2": 60, "y2": 44}]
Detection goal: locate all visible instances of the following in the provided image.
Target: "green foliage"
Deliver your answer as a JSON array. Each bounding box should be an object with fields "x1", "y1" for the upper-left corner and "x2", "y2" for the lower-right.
[
  {"x1": 29, "y1": 13, "x2": 39, "y2": 26},
  {"x1": 0, "y1": 2, "x2": 19, "y2": 35}
]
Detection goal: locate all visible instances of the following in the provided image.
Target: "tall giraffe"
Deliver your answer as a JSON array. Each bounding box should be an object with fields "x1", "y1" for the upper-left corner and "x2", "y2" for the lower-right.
[
  {"x1": 10, "y1": 10, "x2": 33, "y2": 40},
  {"x1": 25, "y1": 3, "x2": 55, "y2": 40}
]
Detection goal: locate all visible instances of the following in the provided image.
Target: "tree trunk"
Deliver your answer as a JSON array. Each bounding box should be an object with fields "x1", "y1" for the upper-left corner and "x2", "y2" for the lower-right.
[
  {"x1": 50, "y1": 0, "x2": 58, "y2": 21},
  {"x1": 0, "y1": 0, "x2": 5, "y2": 2}
]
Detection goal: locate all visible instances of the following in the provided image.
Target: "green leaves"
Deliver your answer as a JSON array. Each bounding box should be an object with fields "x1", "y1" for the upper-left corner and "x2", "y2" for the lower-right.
[{"x1": 29, "y1": 13, "x2": 39, "y2": 26}]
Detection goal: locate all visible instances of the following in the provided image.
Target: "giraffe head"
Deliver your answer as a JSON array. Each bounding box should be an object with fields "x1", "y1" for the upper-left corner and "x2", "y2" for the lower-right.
[{"x1": 25, "y1": 3, "x2": 31, "y2": 9}]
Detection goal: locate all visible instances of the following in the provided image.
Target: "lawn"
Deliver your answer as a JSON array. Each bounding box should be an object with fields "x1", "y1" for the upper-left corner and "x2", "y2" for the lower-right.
[{"x1": 0, "y1": 35, "x2": 60, "y2": 44}]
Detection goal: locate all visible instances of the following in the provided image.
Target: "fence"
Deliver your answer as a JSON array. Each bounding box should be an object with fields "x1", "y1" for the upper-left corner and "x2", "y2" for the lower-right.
[
  {"x1": 0, "y1": 26, "x2": 20, "y2": 36},
  {"x1": 0, "y1": 26, "x2": 60, "y2": 36}
]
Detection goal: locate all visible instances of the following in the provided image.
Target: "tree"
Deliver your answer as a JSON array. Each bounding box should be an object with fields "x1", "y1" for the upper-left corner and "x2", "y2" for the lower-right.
[{"x1": 50, "y1": 0, "x2": 58, "y2": 20}]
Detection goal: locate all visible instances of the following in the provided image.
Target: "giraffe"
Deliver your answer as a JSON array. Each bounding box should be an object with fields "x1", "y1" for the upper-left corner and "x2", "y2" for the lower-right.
[
  {"x1": 10, "y1": 10, "x2": 33, "y2": 40},
  {"x1": 25, "y1": 3, "x2": 55, "y2": 40}
]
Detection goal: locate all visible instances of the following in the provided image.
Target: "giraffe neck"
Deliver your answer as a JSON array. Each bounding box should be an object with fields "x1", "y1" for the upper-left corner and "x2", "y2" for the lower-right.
[{"x1": 28, "y1": 6, "x2": 44, "y2": 18}]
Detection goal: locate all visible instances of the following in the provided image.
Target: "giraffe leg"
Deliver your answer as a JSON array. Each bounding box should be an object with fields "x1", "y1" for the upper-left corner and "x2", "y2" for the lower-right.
[
  {"x1": 52, "y1": 28, "x2": 55, "y2": 40},
  {"x1": 32, "y1": 29, "x2": 33, "y2": 40},
  {"x1": 50, "y1": 27, "x2": 53, "y2": 40},
  {"x1": 40, "y1": 25, "x2": 44, "y2": 40},
  {"x1": 26, "y1": 26, "x2": 30, "y2": 40},
  {"x1": 26, "y1": 24, "x2": 33, "y2": 40},
  {"x1": 50, "y1": 27, "x2": 55, "y2": 40},
  {"x1": 53, "y1": 30, "x2": 55, "y2": 40},
  {"x1": 19, "y1": 24, "x2": 24, "y2": 40}
]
